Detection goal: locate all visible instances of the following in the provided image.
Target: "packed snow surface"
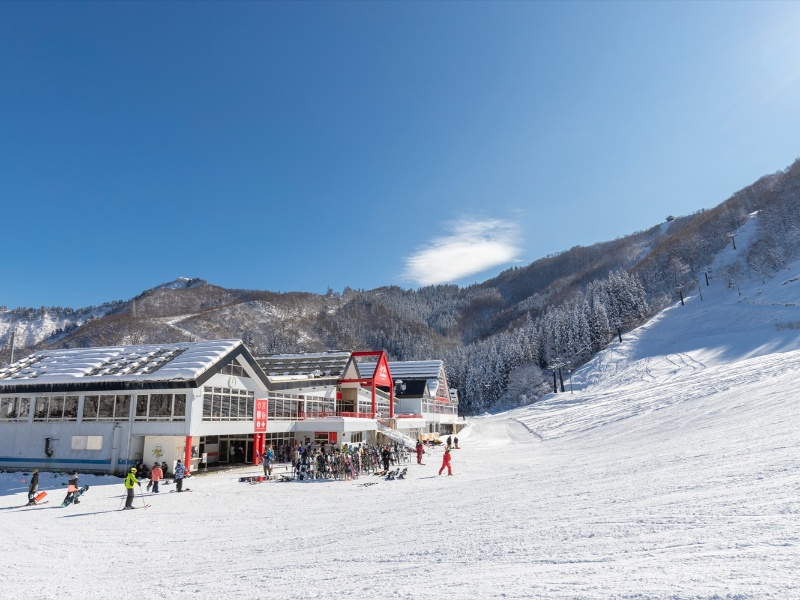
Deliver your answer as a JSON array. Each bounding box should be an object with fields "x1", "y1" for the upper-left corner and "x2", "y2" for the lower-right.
[{"x1": 2, "y1": 259, "x2": 800, "y2": 598}]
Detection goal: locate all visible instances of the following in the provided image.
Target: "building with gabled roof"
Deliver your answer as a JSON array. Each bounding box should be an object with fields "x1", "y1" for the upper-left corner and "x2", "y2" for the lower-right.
[
  {"x1": 1, "y1": 341, "x2": 464, "y2": 474},
  {"x1": 0, "y1": 340, "x2": 269, "y2": 474},
  {"x1": 356, "y1": 359, "x2": 463, "y2": 438}
]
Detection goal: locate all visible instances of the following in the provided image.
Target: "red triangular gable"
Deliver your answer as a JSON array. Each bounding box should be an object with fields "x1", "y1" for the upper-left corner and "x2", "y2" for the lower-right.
[{"x1": 372, "y1": 352, "x2": 392, "y2": 387}]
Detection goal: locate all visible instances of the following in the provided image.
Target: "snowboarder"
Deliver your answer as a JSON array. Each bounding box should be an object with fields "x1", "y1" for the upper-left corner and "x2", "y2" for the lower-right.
[
  {"x1": 123, "y1": 467, "x2": 140, "y2": 509},
  {"x1": 174, "y1": 459, "x2": 189, "y2": 492},
  {"x1": 415, "y1": 440, "x2": 424, "y2": 465},
  {"x1": 438, "y1": 447, "x2": 452, "y2": 476},
  {"x1": 149, "y1": 462, "x2": 163, "y2": 493},
  {"x1": 62, "y1": 471, "x2": 81, "y2": 505},
  {"x1": 27, "y1": 469, "x2": 39, "y2": 505}
]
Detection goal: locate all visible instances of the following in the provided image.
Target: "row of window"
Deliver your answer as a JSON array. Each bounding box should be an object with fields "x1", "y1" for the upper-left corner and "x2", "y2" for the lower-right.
[
  {"x1": 0, "y1": 393, "x2": 187, "y2": 422},
  {"x1": 202, "y1": 387, "x2": 255, "y2": 421},
  {"x1": 422, "y1": 399, "x2": 458, "y2": 415}
]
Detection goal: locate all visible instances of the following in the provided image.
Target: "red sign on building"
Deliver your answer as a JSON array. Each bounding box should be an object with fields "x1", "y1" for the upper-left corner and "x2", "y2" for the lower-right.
[{"x1": 254, "y1": 398, "x2": 268, "y2": 433}]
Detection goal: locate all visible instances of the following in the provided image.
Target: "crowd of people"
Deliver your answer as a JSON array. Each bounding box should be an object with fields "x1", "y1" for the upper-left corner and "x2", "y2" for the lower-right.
[
  {"x1": 255, "y1": 441, "x2": 414, "y2": 481},
  {"x1": 20, "y1": 432, "x2": 463, "y2": 508}
]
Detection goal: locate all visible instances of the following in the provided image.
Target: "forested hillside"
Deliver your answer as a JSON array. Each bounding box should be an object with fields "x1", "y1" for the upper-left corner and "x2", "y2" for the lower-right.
[{"x1": 3, "y1": 159, "x2": 800, "y2": 413}]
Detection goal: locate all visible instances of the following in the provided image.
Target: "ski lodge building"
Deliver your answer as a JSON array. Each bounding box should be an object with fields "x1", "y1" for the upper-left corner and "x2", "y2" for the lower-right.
[{"x1": 0, "y1": 340, "x2": 461, "y2": 474}]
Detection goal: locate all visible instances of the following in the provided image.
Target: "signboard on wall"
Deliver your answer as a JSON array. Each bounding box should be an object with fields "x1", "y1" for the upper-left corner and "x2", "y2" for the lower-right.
[
  {"x1": 254, "y1": 398, "x2": 268, "y2": 433},
  {"x1": 328, "y1": 432, "x2": 337, "y2": 444}
]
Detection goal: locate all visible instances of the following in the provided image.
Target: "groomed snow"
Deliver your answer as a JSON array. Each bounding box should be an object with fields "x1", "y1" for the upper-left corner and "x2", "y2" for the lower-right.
[{"x1": 2, "y1": 253, "x2": 799, "y2": 599}]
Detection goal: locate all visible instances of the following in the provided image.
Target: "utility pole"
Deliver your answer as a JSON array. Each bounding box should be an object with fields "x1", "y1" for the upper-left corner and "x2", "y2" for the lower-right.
[{"x1": 9, "y1": 328, "x2": 16, "y2": 364}]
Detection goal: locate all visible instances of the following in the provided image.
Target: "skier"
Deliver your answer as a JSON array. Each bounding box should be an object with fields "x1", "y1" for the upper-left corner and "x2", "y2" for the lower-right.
[
  {"x1": 438, "y1": 447, "x2": 452, "y2": 476},
  {"x1": 62, "y1": 471, "x2": 81, "y2": 505},
  {"x1": 454, "y1": 436, "x2": 459, "y2": 449},
  {"x1": 263, "y1": 445, "x2": 274, "y2": 478},
  {"x1": 26, "y1": 469, "x2": 39, "y2": 505},
  {"x1": 174, "y1": 459, "x2": 189, "y2": 492},
  {"x1": 446, "y1": 435, "x2": 452, "y2": 449},
  {"x1": 123, "y1": 467, "x2": 140, "y2": 509},
  {"x1": 149, "y1": 462, "x2": 163, "y2": 493},
  {"x1": 381, "y1": 446, "x2": 392, "y2": 472},
  {"x1": 415, "y1": 440, "x2": 424, "y2": 465}
]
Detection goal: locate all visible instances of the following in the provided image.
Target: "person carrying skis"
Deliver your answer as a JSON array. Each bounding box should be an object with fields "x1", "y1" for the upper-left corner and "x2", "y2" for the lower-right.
[
  {"x1": 27, "y1": 469, "x2": 39, "y2": 505},
  {"x1": 149, "y1": 462, "x2": 163, "y2": 493},
  {"x1": 438, "y1": 447, "x2": 452, "y2": 476},
  {"x1": 123, "y1": 467, "x2": 140, "y2": 509},
  {"x1": 415, "y1": 440, "x2": 424, "y2": 465},
  {"x1": 62, "y1": 471, "x2": 81, "y2": 505},
  {"x1": 174, "y1": 459, "x2": 189, "y2": 492}
]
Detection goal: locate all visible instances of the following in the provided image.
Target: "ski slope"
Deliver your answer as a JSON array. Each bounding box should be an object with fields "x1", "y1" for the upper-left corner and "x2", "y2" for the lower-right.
[{"x1": 2, "y1": 251, "x2": 800, "y2": 598}]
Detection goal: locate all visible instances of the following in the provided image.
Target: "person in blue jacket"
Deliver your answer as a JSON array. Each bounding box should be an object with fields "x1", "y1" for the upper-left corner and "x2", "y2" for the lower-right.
[{"x1": 174, "y1": 459, "x2": 189, "y2": 492}]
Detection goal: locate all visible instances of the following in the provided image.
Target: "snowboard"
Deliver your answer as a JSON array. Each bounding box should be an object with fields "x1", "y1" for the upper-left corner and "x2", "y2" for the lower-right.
[{"x1": 61, "y1": 485, "x2": 89, "y2": 507}]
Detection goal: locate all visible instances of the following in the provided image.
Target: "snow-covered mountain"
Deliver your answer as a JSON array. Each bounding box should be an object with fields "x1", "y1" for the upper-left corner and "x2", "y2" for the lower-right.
[{"x1": 2, "y1": 237, "x2": 798, "y2": 599}]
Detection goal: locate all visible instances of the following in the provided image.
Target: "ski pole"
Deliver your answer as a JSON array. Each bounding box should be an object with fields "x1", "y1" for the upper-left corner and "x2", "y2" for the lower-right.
[{"x1": 138, "y1": 484, "x2": 147, "y2": 508}]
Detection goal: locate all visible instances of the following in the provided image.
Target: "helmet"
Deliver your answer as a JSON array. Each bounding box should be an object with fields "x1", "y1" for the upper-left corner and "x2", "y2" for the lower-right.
[
  {"x1": 130, "y1": 467, "x2": 137, "y2": 472},
  {"x1": 153, "y1": 462, "x2": 159, "y2": 466},
  {"x1": 177, "y1": 459, "x2": 182, "y2": 463}
]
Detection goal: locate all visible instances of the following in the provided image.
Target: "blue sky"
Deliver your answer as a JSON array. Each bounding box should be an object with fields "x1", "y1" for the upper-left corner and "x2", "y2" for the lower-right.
[{"x1": 3, "y1": 1, "x2": 800, "y2": 309}]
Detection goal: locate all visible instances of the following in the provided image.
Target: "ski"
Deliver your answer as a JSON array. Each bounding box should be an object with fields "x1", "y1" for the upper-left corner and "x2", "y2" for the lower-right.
[
  {"x1": 169, "y1": 488, "x2": 192, "y2": 493},
  {"x1": 14, "y1": 501, "x2": 50, "y2": 509},
  {"x1": 238, "y1": 476, "x2": 266, "y2": 483},
  {"x1": 120, "y1": 505, "x2": 151, "y2": 510}
]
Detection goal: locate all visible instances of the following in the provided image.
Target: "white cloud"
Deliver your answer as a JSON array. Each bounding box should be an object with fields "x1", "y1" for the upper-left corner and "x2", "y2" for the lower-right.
[{"x1": 402, "y1": 218, "x2": 522, "y2": 286}]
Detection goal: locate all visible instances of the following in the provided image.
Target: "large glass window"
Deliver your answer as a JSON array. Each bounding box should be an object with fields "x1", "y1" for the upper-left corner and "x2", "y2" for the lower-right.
[
  {"x1": 201, "y1": 387, "x2": 255, "y2": 421},
  {"x1": 0, "y1": 397, "x2": 19, "y2": 420},
  {"x1": 83, "y1": 395, "x2": 131, "y2": 421},
  {"x1": 18, "y1": 398, "x2": 30, "y2": 420},
  {"x1": 149, "y1": 394, "x2": 172, "y2": 418},
  {"x1": 47, "y1": 396, "x2": 64, "y2": 420},
  {"x1": 63, "y1": 396, "x2": 79, "y2": 419},
  {"x1": 83, "y1": 395, "x2": 100, "y2": 420},
  {"x1": 135, "y1": 395, "x2": 149, "y2": 420},
  {"x1": 34, "y1": 397, "x2": 48, "y2": 421},
  {"x1": 117, "y1": 395, "x2": 131, "y2": 419},
  {"x1": 99, "y1": 395, "x2": 115, "y2": 418},
  {"x1": 174, "y1": 394, "x2": 186, "y2": 417}
]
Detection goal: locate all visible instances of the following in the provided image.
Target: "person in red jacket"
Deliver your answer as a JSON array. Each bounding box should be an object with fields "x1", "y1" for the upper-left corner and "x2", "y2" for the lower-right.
[
  {"x1": 416, "y1": 440, "x2": 424, "y2": 465},
  {"x1": 438, "y1": 447, "x2": 452, "y2": 476}
]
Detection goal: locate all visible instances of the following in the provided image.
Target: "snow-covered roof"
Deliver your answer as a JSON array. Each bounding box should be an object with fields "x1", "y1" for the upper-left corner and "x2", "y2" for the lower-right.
[
  {"x1": 256, "y1": 352, "x2": 351, "y2": 379},
  {"x1": 0, "y1": 339, "x2": 258, "y2": 391},
  {"x1": 357, "y1": 360, "x2": 443, "y2": 380}
]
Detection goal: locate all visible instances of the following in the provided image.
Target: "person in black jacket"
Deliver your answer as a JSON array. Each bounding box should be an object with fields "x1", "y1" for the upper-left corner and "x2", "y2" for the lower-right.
[
  {"x1": 381, "y1": 446, "x2": 392, "y2": 472},
  {"x1": 27, "y1": 469, "x2": 40, "y2": 505}
]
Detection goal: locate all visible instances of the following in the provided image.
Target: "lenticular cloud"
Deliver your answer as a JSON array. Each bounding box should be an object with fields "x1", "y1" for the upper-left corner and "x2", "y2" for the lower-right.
[{"x1": 403, "y1": 219, "x2": 521, "y2": 285}]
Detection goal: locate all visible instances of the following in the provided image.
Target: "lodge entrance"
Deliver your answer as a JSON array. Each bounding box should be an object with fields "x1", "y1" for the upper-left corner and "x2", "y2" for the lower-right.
[{"x1": 219, "y1": 435, "x2": 254, "y2": 464}]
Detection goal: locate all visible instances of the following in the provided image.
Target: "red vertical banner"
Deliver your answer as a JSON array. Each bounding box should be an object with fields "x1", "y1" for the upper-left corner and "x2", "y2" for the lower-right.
[
  {"x1": 254, "y1": 398, "x2": 268, "y2": 433},
  {"x1": 329, "y1": 432, "x2": 337, "y2": 445}
]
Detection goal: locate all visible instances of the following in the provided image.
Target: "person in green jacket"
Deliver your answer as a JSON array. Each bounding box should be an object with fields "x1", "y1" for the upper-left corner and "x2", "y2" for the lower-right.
[{"x1": 123, "y1": 467, "x2": 140, "y2": 510}]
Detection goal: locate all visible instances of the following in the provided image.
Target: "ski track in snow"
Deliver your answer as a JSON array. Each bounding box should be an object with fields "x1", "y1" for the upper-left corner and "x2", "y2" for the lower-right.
[{"x1": 2, "y1": 238, "x2": 800, "y2": 599}]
